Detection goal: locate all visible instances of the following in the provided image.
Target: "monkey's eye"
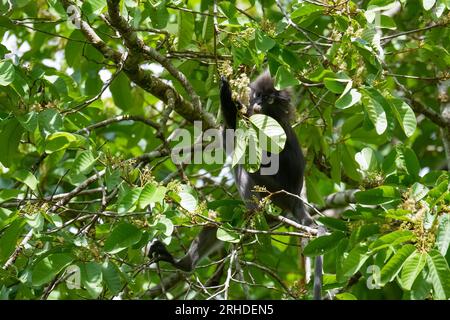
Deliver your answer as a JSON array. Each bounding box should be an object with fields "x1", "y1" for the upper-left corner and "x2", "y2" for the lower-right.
[{"x1": 267, "y1": 96, "x2": 275, "y2": 104}]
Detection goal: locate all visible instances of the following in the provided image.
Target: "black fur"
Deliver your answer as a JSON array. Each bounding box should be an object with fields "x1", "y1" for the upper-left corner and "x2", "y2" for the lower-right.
[
  {"x1": 149, "y1": 71, "x2": 322, "y2": 299},
  {"x1": 221, "y1": 71, "x2": 311, "y2": 225}
]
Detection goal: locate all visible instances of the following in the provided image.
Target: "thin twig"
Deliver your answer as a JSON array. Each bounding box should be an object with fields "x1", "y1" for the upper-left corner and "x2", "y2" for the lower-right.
[
  {"x1": 166, "y1": 4, "x2": 225, "y2": 18},
  {"x1": 64, "y1": 53, "x2": 127, "y2": 115},
  {"x1": 275, "y1": 0, "x2": 327, "y2": 60},
  {"x1": 3, "y1": 229, "x2": 33, "y2": 269},
  {"x1": 75, "y1": 114, "x2": 160, "y2": 134},
  {"x1": 240, "y1": 260, "x2": 297, "y2": 298},
  {"x1": 382, "y1": 22, "x2": 449, "y2": 42}
]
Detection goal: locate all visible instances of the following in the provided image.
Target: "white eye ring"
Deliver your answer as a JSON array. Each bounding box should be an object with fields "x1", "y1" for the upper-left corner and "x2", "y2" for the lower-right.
[{"x1": 267, "y1": 96, "x2": 274, "y2": 104}]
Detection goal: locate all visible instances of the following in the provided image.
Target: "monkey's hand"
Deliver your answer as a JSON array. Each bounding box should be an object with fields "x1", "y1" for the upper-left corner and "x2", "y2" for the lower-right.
[
  {"x1": 220, "y1": 75, "x2": 231, "y2": 92},
  {"x1": 148, "y1": 239, "x2": 176, "y2": 265},
  {"x1": 219, "y1": 75, "x2": 238, "y2": 129}
]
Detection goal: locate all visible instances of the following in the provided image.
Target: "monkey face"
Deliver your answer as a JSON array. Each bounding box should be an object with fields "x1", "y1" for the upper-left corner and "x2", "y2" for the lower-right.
[
  {"x1": 248, "y1": 88, "x2": 290, "y2": 121},
  {"x1": 248, "y1": 72, "x2": 292, "y2": 122},
  {"x1": 248, "y1": 90, "x2": 273, "y2": 115}
]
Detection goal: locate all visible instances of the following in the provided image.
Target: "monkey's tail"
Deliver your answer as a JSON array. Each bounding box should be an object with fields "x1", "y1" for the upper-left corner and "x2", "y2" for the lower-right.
[
  {"x1": 313, "y1": 255, "x2": 323, "y2": 300},
  {"x1": 312, "y1": 226, "x2": 326, "y2": 300}
]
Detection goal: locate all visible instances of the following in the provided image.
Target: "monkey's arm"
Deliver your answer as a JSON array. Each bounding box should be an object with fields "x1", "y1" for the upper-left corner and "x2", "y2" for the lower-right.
[
  {"x1": 148, "y1": 226, "x2": 221, "y2": 272},
  {"x1": 220, "y1": 77, "x2": 238, "y2": 129}
]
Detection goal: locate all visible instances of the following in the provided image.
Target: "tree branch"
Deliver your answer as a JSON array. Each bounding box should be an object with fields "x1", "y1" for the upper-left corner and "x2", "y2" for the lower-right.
[
  {"x1": 59, "y1": 0, "x2": 216, "y2": 129},
  {"x1": 106, "y1": 0, "x2": 213, "y2": 126}
]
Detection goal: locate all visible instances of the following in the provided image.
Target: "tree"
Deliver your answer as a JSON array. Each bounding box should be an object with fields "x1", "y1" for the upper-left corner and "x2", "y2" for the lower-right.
[{"x1": 0, "y1": 0, "x2": 450, "y2": 300}]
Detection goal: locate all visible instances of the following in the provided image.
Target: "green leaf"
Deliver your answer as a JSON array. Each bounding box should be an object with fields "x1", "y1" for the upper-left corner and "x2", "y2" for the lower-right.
[
  {"x1": 368, "y1": 0, "x2": 396, "y2": 6},
  {"x1": 38, "y1": 109, "x2": 63, "y2": 135},
  {"x1": 155, "y1": 215, "x2": 174, "y2": 236},
  {"x1": 101, "y1": 261, "x2": 123, "y2": 295},
  {"x1": 207, "y1": 199, "x2": 243, "y2": 210},
  {"x1": 403, "y1": 147, "x2": 420, "y2": 178},
  {"x1": 13, "y1": 170, "x2": 38, "y2": 191},
  {"x1": 369, "y1": 230, "x2": 414, "y2": 251},
  {"x1": 355, "y1": 186, "x2": 401, "y2": 205},
  {"x1": 0, "y1": 60, "x2": 15, "y2": 86},
  {"x1": 117, "y1": 187, "x2": 141, "y2": 214},
  {"x1": 202, "y1": 14, "x2": 214, "y2": 42},
  {"x1": 0, "y1": 189, "x2": 22, "y2": 203},
  {"x1": 435, "y1": 0, "x2": 446, "y2": 17},
  {"x1": 105, "y1": 168, "x2": 122, "y2": 190},
  {"x1": 65, "y1": 31, "x2": 84, "y2": 68},
  {"x1": 303, "y1": 231, "x2": 345, "y2": 257},
  {"x1": 255, "y1": 30, "x2": 276, "y2": 53},
  {"x1": 444, "y1": 0, "x2": 450, "y2": 9},
  {"x1": 409, "y1": 270, "x2": 432, "y2": 300},
  {"x1": 305, "y1": 174, "x2": 324, "y2": 206},
  {"x1": 324, "y1": 78, "x2": 348, "y2": 94},
  {"x1": 82, "y1": 0, "x2": 106, "y2": 15},
  {"x1": 410, "y1": 182, "x2": 429, "y2": 201},
  {"x1": 0, "y1": 118, "x2": 23, "y2": 167},
  {"x1": 342, "y1": 244, "x2": 370, "y2": 278},
  {"x1": 12, "y1": 0, "x2": 31, "y2": 8},
  {"x1": 426, "y1": 250, "x2": 450, "y2": 299},
  {"x1": 342, "y1": 144, "x2": 361, "y2": 181},
  {"x1": 0, "y1": 16, "x2": 15, "y2": 29},
  {"x1": 244, "y1": 126, "x2": 261, "y2": 173},
  {"x1": 342, "y1": 114, "x2": 364, "y2": 137},
  {"x1": 355, "y1": 147, "x2": 378, "y2": 171},
  {"x1": 336, "y1": 238, "x2": 349, "y2": 282},
  {"x1": 148, "y1": 0, "x2": 169, "y2": 28},
  {"x1": 138, "y1": 183, "x2": 167, "y2": 209},
  {"x1": 422, "y1": 0, "x2": 436, "y2": 10},
  {"x1": 72, "y1": 150, "x2": 96, "y2": 175},
  {"x1": 350, "y1": 224, "x2": 380, "y2": 245},
  {"x1": 0, "y1": 219, "x2": 26, "y2": 263},
  {"x1": 330, "y1": 146, "x2": 341, "y2": 183},
  {"x1": 80, "y1": 262, "x2": 103, "y2": 298},
  {"x1": 437, "y1": 214, "x2": 450, "y2": 256},
  {"x1": 361, "y1": 89, "x2": 388, "y2": 135},
  {"x1": 109, "y1": 72, "x2": 133, "y2": 110},
  {"x1": 104, "y1": 222, "x2": 142, "y2": 254},
  {"x1": 335, "y1": 89, "x2": 361, "y2": 109},
  {"x1": 44, "y1": 132, "x2": 77, "y2": 153},
  {"x1": 335, "y1": 292, "x2": 357, "y2": 300},
  {"x1": 400, "y1": 251, "x2": 427, "y2": 290},
  {"x1": 389, "y1": 98, "x2": 416, "y2": 137},
  {"x1": 32, "y1": 253, "x2": 75, "y2": 286},
  {"x1": 380, "y1": 244, "x2": 415, "y2": 285},
  {"x1": 317, "y1": 216, "x2": 347, "y2": 232},
  {"x1": 17, "y1": 112, "x2": 38, "y2": 132},
  {"x1": 377, "y1": 15, "x2": 396, "y2": 30},
  {"x1": 178, "y1": 185, "x2": 198, "y2": 213},
  {"x1": 218, "y1": 1, "x2": 238, "y2": 22},
  {"x1": 291, "y1": 3, "x2": 322, "y2": 20},
  {"x1": 249, "y1": 114, "x2": 287, "y2": 153},
  {"x1": 217, "y1": 225, "x2": 240, "y2": 243},
  {"x1": 178, "y1": 11, "x2": 195, "y2": 50},
  {"x1": 274, "y1": 65, "x2": 300, "y2": 90}
]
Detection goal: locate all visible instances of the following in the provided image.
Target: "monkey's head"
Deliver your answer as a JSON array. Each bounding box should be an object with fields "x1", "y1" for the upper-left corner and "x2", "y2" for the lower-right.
[{"x1": 248, "y1": 71, "x2": 292, "y2": 123}]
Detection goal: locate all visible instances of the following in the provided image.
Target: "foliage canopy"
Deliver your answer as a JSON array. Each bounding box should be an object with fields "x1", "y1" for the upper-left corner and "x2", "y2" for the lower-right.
[{"x1": 0, "y1": 0, "x2": 450, "y2": 300}]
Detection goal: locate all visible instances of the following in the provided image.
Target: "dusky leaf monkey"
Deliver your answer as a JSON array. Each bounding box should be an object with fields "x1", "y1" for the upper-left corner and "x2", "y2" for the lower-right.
[{"x1": 149, "y1": 71, "x2": 323, "y2": 299}]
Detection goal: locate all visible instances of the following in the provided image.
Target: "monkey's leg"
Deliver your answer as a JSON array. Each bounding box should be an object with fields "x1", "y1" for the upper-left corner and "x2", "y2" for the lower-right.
[
  {"x1": 147, "y1": 227, "x2": 223, "y2": 298},
  {"x1": 148, "y1": 226, "x2": 223, "y2": 272},
  {"x1": 313, "y1": 226, "x2": 326, "y2": 300}
]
